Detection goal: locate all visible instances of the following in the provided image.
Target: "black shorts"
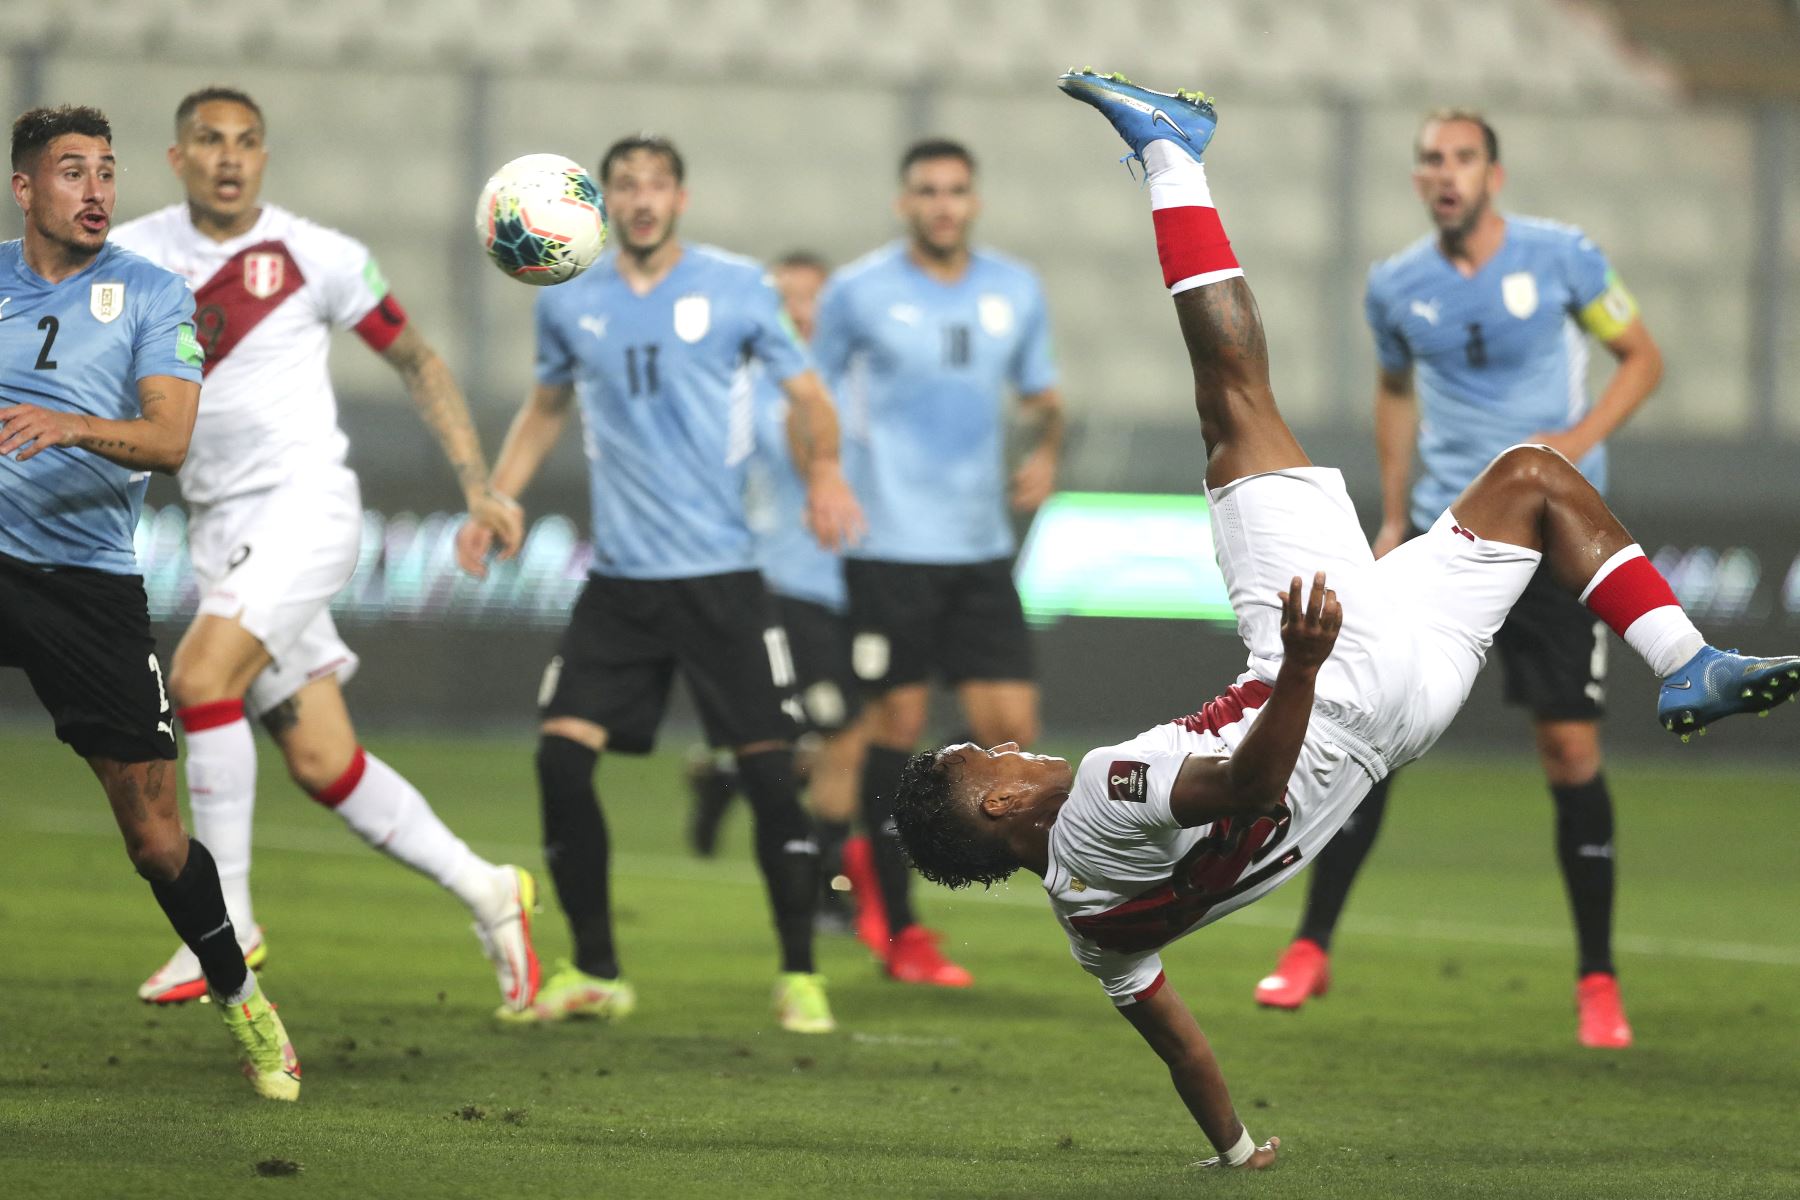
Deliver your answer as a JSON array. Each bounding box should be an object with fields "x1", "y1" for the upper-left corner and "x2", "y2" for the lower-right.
[
  {"x1": 1404, "y1": 524, "x2": 1606, "y2": 721},
  {"x1": 539, "y1": 571, "x2": 798, "y2": 754},
  {"x1": 774, "y1": 593, "x2": 862, "y2": 734},
  {"x1": 0, "y1": 551, "x2": 176, "y2": 762},
  {"x1": 844, "y1": 557, "x2": 1034, "y2": 693}
]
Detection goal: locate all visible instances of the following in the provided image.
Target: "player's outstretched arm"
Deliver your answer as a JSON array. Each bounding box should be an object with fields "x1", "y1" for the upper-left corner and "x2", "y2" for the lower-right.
[
  {"x1": 0, "y1": 375, "x2": 198, "y2": 472},
  {"x1": 1166, "y1": 573, "x2": 1341, "y2": 827},
  {"x1": 780, "y1": 369, "x2": 865, "y2": 551},
  {"x1": 453, "y1": 380, "x2": 572, "y2": 577},
  {"x1": 382, "y1": 325, "x2": 524, "y2": 562},
  {"x1": 1117, "y1": 978, "x2": 1280, "y2": 1169}
]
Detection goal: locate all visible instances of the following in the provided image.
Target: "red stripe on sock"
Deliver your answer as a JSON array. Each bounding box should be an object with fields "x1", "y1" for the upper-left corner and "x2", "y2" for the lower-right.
[
  {"x1": 311, "y1": 747, "x2": 368, "y2": 809},
  {"x1": 1152, "y1": 205, "x2": 1239, "y2": 288},
  {"x1": 177, "y1": 699, "x2": 245, "y2": 732},
  {"x1": 1584, "y1": 555, "x2": 1681, "y2": 638}
]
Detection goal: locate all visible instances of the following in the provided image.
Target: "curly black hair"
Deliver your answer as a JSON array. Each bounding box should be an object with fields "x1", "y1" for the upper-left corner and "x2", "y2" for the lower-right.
[{"x1": 890, "y1": 750, "x2": 1022, "y2": 890}]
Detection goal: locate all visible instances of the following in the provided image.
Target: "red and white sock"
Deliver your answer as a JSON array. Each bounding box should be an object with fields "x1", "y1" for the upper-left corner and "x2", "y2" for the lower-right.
[
  {"x1": 312, "y1": 748, "x2": 509, "y2": 921},
  {"x1": 1579, "y1": 544, "x2": 1705, "y2": 677},
  {"x1": 1144, "y1": 140, "x2": 1242, "y2": 295},
  {"x1": 177, "y1": 699, "x2": 257, "y2": 935}
]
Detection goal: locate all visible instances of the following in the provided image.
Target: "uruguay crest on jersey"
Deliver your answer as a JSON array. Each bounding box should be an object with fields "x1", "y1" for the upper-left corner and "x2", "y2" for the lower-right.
[{"x1": 89, "y1": 281, "x2": 125, "y2": 323}]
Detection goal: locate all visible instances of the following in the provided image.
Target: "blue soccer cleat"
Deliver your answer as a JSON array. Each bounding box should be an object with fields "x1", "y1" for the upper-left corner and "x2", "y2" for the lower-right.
[
  {"x1": 1056, "y1": 68, "x2": 1219, "y2": 169},
  {"x1": 1657, "y1": 645, "x2": 1800, "y2": 741}
]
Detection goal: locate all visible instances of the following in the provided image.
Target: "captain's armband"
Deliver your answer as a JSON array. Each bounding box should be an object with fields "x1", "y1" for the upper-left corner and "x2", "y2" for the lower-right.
[{"x1": 1576, "y1": 271, "x2": 1639, "y2": 342}]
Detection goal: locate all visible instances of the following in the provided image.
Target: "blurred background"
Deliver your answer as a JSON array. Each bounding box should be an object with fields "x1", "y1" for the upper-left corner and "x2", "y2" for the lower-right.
[{"x1": 3, "y1": 0, "x2": 1797, "y2": 753}]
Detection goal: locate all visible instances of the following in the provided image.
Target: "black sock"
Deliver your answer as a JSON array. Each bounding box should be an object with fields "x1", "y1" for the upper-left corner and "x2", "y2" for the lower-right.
[
  {"x1": 536, "y1": 736, "x2": 619, "y2": 979},
  {"x1": 147, "y1": 837, "x2": 249, "y2": 1000},
  {"x1": 1552, "y1": 773, "x2": 1616, "y2": 977},
  {"x1": 860, "y1": 745, "x2": 916, "y2": 934},
  {"x1": 1295, "y1": 773, "x2": 1395, "y2": 951},
  {"x1": 735, "y1": 748, "x2": 819, "y2": 974},
  {"x1": 815, "y1": 817, "x2": 852, "y2": 885}
]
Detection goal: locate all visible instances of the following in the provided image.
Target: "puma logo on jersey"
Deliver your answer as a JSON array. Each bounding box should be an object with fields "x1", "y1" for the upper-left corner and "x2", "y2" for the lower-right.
[
  {"x1": 0, "y1": 297, "x2": 10, "y2": 320},
  {"x1": 578, "y1": 314, "x2": 608, "y2": 339},
  {"x1": 1107, "y1": 760, "x2": 1150, "y2": 804},
  {"x1": 1410, "y1": 298, "x2": 1441, "y2": 326},
  {"x1": 888, "y1": 303, "x2": 922, "y2": 326}
]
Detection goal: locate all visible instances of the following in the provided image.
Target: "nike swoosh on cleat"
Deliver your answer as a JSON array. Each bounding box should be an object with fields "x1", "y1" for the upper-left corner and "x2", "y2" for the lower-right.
[
  {"x1": 1665, "y1": 679, "x2": 1693, "y2": 690},
  {"x1": 1151, "y1": 109, "x2": 1188, "y2": 139}
]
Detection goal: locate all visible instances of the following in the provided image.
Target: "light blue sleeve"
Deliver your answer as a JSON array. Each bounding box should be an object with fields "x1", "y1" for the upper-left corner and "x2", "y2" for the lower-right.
[
  {"x1": 745, "y1": 271, "x2": 811, "y2": 384},
  {"x1": 132, "y1": 271, "x2": 203, "y2": 384},
  {"x1": 533, "y1": 290, "x2": 576, "y2": 387},
  {"x1": 1363, "y1": 268, "x2": 1411, "y2": 373},
  {"x1": 808, "y1": 275, "x2": 856, "y2": 385},
  {"x1": 1561, "y1": 227, "x2": 1614, "y2": 311},
  {"x1": 1010, "y1": 276, "x2": 1058, "y2": 396}
]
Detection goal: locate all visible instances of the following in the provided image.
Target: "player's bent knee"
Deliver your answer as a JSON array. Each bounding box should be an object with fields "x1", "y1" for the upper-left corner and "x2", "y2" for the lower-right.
[
  {"x1": 283, "y1": 742, "x2": 357, "y2": 796},
  {"x1": 540, "y1": 716, "x2": 606, "y2": 752}
]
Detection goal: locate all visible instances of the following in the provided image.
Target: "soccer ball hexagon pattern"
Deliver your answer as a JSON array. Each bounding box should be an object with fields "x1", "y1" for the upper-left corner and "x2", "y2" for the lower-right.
[{"x1": 476, "y1": 153, "x2": 606, "y2": 285}]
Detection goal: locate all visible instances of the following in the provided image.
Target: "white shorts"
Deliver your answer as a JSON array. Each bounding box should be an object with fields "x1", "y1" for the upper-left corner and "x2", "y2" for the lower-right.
[
  {"x1": 1206, "y1": 467, "x2": 1541, "y2": 772},
  {"x1": 186, "y1": 467, "x2": 363, "y2": 716}
]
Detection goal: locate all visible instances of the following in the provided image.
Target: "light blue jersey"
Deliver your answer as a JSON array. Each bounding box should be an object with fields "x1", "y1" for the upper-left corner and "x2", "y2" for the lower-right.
[
  {"x1": 0, "y1": 240, "x2": 202, "y2": 574},
  {"x1": 745, "y1": 370, "x2": 844, "y2": 611},
  {"x1": 534, "y1": 245, "x2": 810, "y2": 580},
  {"x1": 813, "y1": 243, "x2": 1056, "y2": 564},
  {"x1": 1365, "y1": 216, "x2": 1637, "y2": 531}
]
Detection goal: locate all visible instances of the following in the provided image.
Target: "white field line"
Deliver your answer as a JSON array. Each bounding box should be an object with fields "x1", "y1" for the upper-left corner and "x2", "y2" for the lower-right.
[{"x1": 13, "y1": 808, "x2": 1799, "y2": 969}]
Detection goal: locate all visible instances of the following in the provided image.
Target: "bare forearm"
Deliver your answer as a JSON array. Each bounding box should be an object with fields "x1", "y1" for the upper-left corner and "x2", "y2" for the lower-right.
[
  {"x1": 489, "y1": 398, "x2": 568, "y2": 500},
  {"x1": 1023, "y1": 389, "x2": 1064, "y2": 455},
  {"x1": 1168, "y1": 1048, "x2": 1248, "y2": 1153},
  {"x1": 784, "y1": 375, "x2": 843, "y2": 480},
  {"x1": 1374, "y1": 390, "x2": 1416, "y2": 526},
  {"x1": 1223, "y1": 661, "x2": 1318, "y2": 809},
  {"x1": 403, "y1": 354, "x2": 490, "y2": 500},
  {"x1": 75, "y1": 414, "x2": 188, "y2": 473},
  {"x1": 1569, "y1": 346, "x2": 1661, "y2": 452}
]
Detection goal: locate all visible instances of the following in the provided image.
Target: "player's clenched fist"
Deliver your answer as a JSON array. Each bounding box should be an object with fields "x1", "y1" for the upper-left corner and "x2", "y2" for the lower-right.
[{"x1": 1277, "y1": 571, "x2": 1342, "y2": 672}]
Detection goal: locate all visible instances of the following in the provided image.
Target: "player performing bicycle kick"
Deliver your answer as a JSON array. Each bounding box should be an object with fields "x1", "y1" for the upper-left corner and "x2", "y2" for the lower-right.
[{"x1": 890, "y1": 71, "x2": 1800, "y2": 1170}]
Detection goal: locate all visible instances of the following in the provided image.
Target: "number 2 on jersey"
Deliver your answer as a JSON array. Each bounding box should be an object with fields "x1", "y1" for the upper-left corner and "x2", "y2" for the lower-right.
[{"x1": 34, "y1": 315, "x2": 59, "y2": 370}]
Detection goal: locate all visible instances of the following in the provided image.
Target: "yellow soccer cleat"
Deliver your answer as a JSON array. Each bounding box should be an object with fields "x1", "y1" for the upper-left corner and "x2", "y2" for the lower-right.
[
  {"x1": 498, "y1": 959, "x2": 635, "y2": 1024},
  {"x1": 218, "y1": 979, "x2": 300, "y2": 1101},
  {"x1": 774, "y1": 972, "x2": 836, "y2": 1035}
]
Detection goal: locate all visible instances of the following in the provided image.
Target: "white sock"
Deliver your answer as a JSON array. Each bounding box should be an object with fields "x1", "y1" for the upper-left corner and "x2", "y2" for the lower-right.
[
  {"x1": 321, "y1": 749, "x2": 508, "y2": 921},
  {"x1": 178, "y1": 701, "x2": 257, "y2": 937}
]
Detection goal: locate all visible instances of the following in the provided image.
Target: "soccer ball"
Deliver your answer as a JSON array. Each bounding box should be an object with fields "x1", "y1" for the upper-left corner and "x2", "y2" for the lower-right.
[{"x1": 476, "y1": 154, "x2": 606, "y2": 285}]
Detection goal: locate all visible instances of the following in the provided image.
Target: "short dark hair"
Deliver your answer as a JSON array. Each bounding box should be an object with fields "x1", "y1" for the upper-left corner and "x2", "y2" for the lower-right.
[
  {"x1": 174, "y1": 86, "x2": 265, "y2": 138},
  {"x1": 891, "y1": 751, "x2": 1021, "y2": 890},
  {"x1": 898, "y1": 138, "x2": 976, "y2": 181},
  {"x1": 10, "y1": 105, "x2": 111, "y2": 172},
  {"x1": 773, "y1": 249, "x2": 829, "y2": 274},
  {"x1": 598, "y1": 134, "x2": 685, "y2": 186},
  {"x1": 1417, "y1": 107, "x2": 1499, "y2": 164}
]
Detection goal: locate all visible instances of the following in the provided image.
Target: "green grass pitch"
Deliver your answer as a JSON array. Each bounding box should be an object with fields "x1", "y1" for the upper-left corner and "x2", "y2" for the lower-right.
[{"x1": 2, "y1": 732, "x2": 1796, "y2": 1199}]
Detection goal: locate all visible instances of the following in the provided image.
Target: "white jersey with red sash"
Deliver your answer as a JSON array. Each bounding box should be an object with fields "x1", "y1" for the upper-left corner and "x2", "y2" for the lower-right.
[
  {"x1": 1044, "y1": 677, "x2": 1370, "y2": 1006},
  {"x1": 111, "y1": 203, "x2": 406, "y2": 505}
]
